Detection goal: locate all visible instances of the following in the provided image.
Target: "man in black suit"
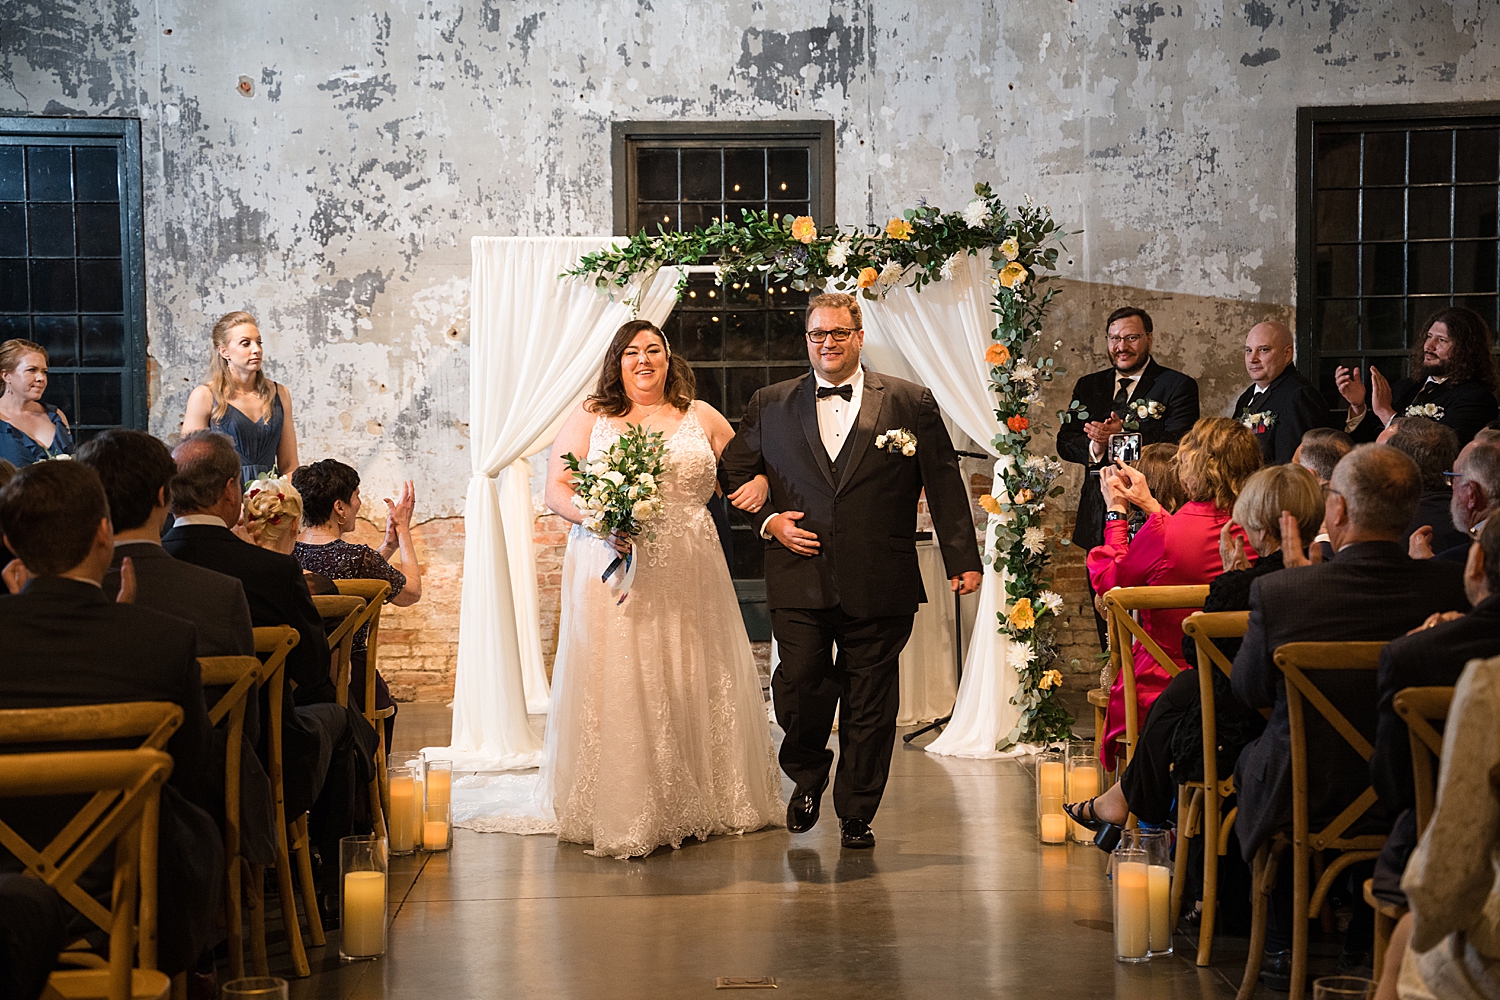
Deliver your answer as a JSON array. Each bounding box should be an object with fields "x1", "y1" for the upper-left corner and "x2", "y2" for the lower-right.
[
  {"x1": 1339, "y1": 305, "x2": 1500, "y2": 446},
  {"x1": 1383, "y1": 417, "x2": 1466, "y2": 556},
  {"x1": 0, "y1": 461, "x2": 223, "y2": 977},
  {"x1": 1231, "y1": 444, "x2": 1469, "y2": 988},
  {"x1": 1056, "y1": 306, "x2": 1200, "y2": 647},
  {"x1": 1373, "y1": 517, "x2": 1499, "y2": 815},
  {"x1": 720, "y1": 292, "x2": 981, "y2": 849},
  {"x1": 1233, "y1": 321, "x2": 1330, "y2": 464},
  {"x1": 1410, "y1": 437, "x2": 1500, "y2": 562}
]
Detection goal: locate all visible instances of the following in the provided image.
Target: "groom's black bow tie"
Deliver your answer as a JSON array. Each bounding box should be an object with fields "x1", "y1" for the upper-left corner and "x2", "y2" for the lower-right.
[{"x1": 817, "y1": 384, "x2": 854, "y2": 401}]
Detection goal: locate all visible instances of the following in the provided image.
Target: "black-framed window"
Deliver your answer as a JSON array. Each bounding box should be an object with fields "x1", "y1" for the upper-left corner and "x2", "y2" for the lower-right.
[
  {"x1": 0, "y1": 117, "x2": 147, "y2": 438},
  {"x1": 613, "y1": 121, "x2": 834, "y2": 585},
  {"x1": 1297, "y1": 103, "x2": 1500, "y2": 414}
]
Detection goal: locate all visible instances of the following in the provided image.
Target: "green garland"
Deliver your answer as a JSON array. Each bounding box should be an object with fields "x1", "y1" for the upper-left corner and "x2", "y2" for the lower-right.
[{"x1": 568, "y1": 183, "x2": 1076, "y2": 748}]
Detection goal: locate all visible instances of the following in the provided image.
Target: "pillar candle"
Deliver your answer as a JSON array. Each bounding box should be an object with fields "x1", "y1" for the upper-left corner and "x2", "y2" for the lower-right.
[
  {"x1": 1068, "y1": 767, "x2": 1099, "y2": 841},
  {"x1": 388, "y1": 776, "x2": 417, "y2": 853},
  {"x1": 1040, "y1": 813, "x2": 1068, "y2": 844},
  {"x1": 1114, "y1": 862, "x2": 1150, "y2": 960},
  {"x1": 1039, "y1": 760, "x2": 1065, "y2": 802},
  {"x1": 1148, "y1": 865, "x2": 1172, "y2": 952},
  {"x1": 423, "y1": 820, "x2": 449, "y2": 850},
  {"x1": 426, "y1": 768, "x2": 451, "y2": 808},
  {"x1": 342, "y1": 870, "x2": 386, "y2": 958}
]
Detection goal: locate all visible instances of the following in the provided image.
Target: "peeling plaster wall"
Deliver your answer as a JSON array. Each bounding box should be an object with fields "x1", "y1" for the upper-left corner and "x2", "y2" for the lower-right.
[{"x1": 3, "y1": 0, "x2": 1496, "y2": 695}]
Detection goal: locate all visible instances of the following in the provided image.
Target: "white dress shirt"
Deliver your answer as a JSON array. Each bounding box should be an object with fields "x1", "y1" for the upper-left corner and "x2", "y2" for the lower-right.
[
  {"x1": 762, "y1": 368, "x2": 865, "y2": 538},
  {"x1": 170, "y1": 514, "x2": 228, "y2": 529}
]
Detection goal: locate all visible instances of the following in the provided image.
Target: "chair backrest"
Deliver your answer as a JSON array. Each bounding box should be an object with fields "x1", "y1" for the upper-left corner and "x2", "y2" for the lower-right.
[
  {"x1": 252, "y1": 625, "x2": 300, "y2": 686},
  {"x1": 0, "y1": 740, "x2": 174, "y2": 993},
  {"x1": 250, "y1": 629, "x2": 296, "y2": 825},
  {"x1": 1104, "y1": 585, "x2": 1209, "y2": 763},
  {"x1": 1392, "y1": 685, "x2": 1455, "y2": 836},
  {"x1": 332, "y1": 580, "x2": 391, "y2": 725},
  {"x1": 1181, "y1": 611, "x2": 1251, "y2": 792},
  {"x1": 312, "y1": 594, "x2": 370, "y2": 710},
  {"x1": 1273, "y1": 641, "x2": 1388, "y2": 853},
  {"x1": 199, "y1": 656, "x2": 261, "y2": 728}
]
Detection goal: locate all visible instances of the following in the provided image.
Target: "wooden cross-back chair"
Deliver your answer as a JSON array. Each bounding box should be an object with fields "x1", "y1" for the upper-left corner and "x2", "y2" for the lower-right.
[
  {"x1": 330, "y1": 579, "x2": 393, "y2": 832},
  {"x1": 0, "y1": 702, "x2": 183, "y2": 1000},
  {"x1": 1363, "y1": 685, "x2": 1456, "y2": 978},
  {"x1": 250, "y1": 626, "x2": 321, "y2": 978},
  {"x1": 197, "y1": 656, "x2": 261, "y2": 981},
  {"x1": 1177, "y1": 610, "x2": 1251, "y2": 967},
  {"x1": 1237, "y1": 641, "x2": 1388, "y2": 1000},
  {"x1": 1098, "y1": 585, "x2": 1209, "y2": 769},
  {"x1": 311, "y1": 594, "x2": 367, "y2": 703}
]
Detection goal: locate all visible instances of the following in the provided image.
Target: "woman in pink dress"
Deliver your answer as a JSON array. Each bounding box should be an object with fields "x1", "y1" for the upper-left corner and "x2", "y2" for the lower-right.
[{"x1": 1087, "y1": 417, "x2": 1263, "y2": 770}]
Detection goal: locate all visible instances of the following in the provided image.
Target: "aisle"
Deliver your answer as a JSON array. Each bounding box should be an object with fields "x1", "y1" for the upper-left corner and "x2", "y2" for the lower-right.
[{"x1": 294, "y1": 704, "x2": 1264, "y2": 1000}]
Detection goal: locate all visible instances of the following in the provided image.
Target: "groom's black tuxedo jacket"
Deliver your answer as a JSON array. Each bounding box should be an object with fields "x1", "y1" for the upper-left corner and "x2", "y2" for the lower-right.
[
  {"x1": 720, "y1": 370, "x2": 981, "y2": 620},
  {"x1": 1055, "y1": 358, "x2": 1199, "y2": 549},
  {"x1": 1232, "y1": 364, "x2": 1331, "y2": 465}
]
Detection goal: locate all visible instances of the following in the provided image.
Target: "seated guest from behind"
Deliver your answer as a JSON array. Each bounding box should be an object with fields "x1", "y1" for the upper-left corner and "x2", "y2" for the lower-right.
[
  {"x1": 0, "y1": 460, "x2": 222, "y2": 977},
  {"x1": 182, "y1": 311, "x2": 300, "y2": 482},
  {"x1": 292, "y1": 460, "x2": 421, "y2": 743},
  {"x1": 1292, "y1": 426, "x2": 1354, "y2": 487},
  {"x1": 1384, "y1": 416, "x2": 1466, "y2": 556},
  {"x1": 240, "y1": 472, "x2": 335, "y2": 594},
  {"x1": 0, "y1": 340, "x2": 72, "y2": 467},
  {"x1": 1087, "y1": 417, "x2": 1263, "y2": 771},
  {"x1": 1233, "y1": 320, "x2": 1330, "y2": 464},
  {"x1": 1232, "y1": 444, "x2": 1470, "y2": 990}
]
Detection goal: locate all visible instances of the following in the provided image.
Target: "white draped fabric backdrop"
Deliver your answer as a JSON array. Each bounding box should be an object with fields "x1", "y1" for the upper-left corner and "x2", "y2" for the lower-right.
[{"x1": 433, "y1": 238, "x2": 1033, "y2": 770}]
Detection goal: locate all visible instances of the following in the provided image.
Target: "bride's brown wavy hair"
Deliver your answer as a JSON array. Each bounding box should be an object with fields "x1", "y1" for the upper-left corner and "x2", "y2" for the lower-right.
[{"x1": 586, "y1": 320, "x2": 696, "y2": 418}]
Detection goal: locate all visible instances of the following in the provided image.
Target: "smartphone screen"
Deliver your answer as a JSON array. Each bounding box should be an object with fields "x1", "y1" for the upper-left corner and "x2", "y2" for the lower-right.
[{"x1": 1108, "y1": 432, "x2": 1143, "y2": 465}]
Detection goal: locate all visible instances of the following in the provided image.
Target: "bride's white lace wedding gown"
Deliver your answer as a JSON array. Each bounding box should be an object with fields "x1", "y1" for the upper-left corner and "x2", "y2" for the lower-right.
[{"x1": 453, "y1": 403, "x2": 783, "y2": 858}]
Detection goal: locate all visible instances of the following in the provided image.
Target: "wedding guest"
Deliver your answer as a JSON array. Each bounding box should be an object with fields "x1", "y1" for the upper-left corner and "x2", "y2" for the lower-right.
[
  {"x1": 1058, "y1": 306, "x2": 1201, "y2": 648},
  {"x1": 0, "y1": 339, "x2": 72, "y2": 467},
  {"x1": 1292, "y1": 427, "x2": 1354, "y2": 486},
  {"x1": 0, "y1": 460, "x2": 223, "y2": 978},
  {"x1": 1339, "y1": 306, "x2": 1500, "y2": 447},
  {"x1": 182, "y1": 311, "x2": 300, "y2": 482},
  {"x1": 240, "y1": 472, "x2": 333, "y2": 592},
  {"x1": 292, "y1": 460, "x2": 421, "y2": 746},
  {"x1": 1232, "y1": 321, "x2": 1330, "y2": 464},
  {"x1": 1232, "y1": 444, "x2": 1470, "y2": 990},
  {"x1": 1411, "y1": 437, "x2": 1500, "y2": 561},
  {"x1": 1130, "y1": 442, "x2": 1183, "y2": 528},
  {"x1": 1086, "y1": 417, "x2": 1262, "y2": 770},
  {"x1": 1386, "y1": 417, "x2": 1466, "y2": 555},
  {"x1": 0, "y1": 875, "x2": 67, "y2": 1000}
]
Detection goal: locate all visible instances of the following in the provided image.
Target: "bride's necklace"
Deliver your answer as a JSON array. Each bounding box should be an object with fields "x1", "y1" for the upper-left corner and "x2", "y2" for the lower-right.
[{"x1": 628, "y1": 397, "x2": 668, "y2": 425}]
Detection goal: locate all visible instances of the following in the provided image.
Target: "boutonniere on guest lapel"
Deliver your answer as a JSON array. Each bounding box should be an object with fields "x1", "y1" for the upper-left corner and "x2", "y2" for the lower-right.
[
  {"x1": 1123, "y1": 398, "x2": 1166, "y2": 429},
  {"x1": 875, "y1": 428, "x2": 917, "y2": 456},
  {"x1": 1406, "y1": 403, "x2": 1445, "y2": 420},
  {"x1": 1240, "y1": 410, "x2": 1277, "y2": 434}
]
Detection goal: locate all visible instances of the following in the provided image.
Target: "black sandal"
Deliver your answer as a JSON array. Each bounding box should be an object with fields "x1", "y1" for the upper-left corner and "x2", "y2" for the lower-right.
[{"x1": 1064, "y1": 798, "x2": 1109, "y2": 832}]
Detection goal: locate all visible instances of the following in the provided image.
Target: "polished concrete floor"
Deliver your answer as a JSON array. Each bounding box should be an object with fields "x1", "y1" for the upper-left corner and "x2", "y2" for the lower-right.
[{"x1": 288, "y1": 703, "x2": 1280, "y2": 1000}]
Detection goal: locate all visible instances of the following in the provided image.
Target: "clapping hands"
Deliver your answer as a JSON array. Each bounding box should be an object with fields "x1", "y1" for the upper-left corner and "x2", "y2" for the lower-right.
[{"x1": 1278, "y1": 511, "x2": 1324, "y2": 568}]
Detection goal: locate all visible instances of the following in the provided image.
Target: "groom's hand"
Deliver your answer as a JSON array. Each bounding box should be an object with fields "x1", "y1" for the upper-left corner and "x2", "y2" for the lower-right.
[
  {"x1": 950, "y1": 571, "x2": 982, "y2": 596},
  {"x1": 767, "y1": 511, "x2": 820, "y2": 557}
]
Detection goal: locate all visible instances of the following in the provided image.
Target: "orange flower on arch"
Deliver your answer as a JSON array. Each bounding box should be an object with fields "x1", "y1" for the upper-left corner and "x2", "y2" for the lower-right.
[
  {"x1": 790, "y1": 216, "x2": 817, "y2": 243},
  {"x1": 1008, "y1": 598, "x2": 1036, "y2": 631},
  {"x1": 857, "y1": 267, "x2": 879, "y2": 288},
  {"x1": 998, "y1": 261, "x2": 1029, "y2": 289},
  {"x1": 885, "y1": 217, "x2": 913, "y2": 240},
  {"x1": 985, "y1": 342, "x2": 1011, "y2": 366},
  {"x1": 1007, "y1": 415, "x2": 1029, "y2": 432}
]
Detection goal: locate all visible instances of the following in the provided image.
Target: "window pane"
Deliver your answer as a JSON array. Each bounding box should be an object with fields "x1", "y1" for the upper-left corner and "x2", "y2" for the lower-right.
[
  {"x1": 637, "y1": 203, "x2": 678, "y2": 233},
  {"x1": 31, "y1": 315, "x2": 78, "y2": 364},
  {"x1": 26, "y1": 146, "x2": 71, "y2": 201},
  {"x1": 1364, "y1": 298, "x2": 1404, "y2": 350},
  {"x1": 680, "y1": 150, "x2": 721, "y2": 201},
  {"x1": 0, "y1": 203, "x2": 23, "y2": 256},
  {"x1": 768, "y1": 308, "x2": 807, "y2": 360},
  {"x1": 82, "y1": 314, "x2": 125, "y2": 365},
  {"x1": 1317, "y1": 132, "x2": 1361, "y2": 188},
  {"x1": 723, "y1": 312, "x2": 767, "y2": 360},
  {"x1": 769, "y1": 365, "x2": 806, "y2": 385},
  {"x1": 1363, "y1": 132, "x2": 1406, "y2": 186},
  {"x1": 0, "y1": 316, "x2": 28, "y2": 343},
  {"x1": 29, "y1": 259, "x2": 75, "y2": 312},
  {"x1": 692, "y1": 366, "x2": 723, "y2": 413},
  {"x1": 1408, "y1": 131, "x2": 1452, "y2": 184},
  {"x1": 722, "y1": 275, "x2": 767, "y2": 307},
  {"x1": 1317, "y1": 299, "x2": 1359, "y2": 351},
  {"x1": 635, "y1": 149, "x2": 678, "y2": 202},
  {"x1": 1454, "y1": 241, "x2": 1498, "y2": 294},
  {"x1": 78, "y1": 371, "x2": 122, "y2": 425},
  {"x1": 0, "y1": 148, "x2": 21, "y2": 200},
  {"x1": 724, "y1": 149, "x2": 765, "y2": 200},
  {"x1": 76, "y1": 203, "x2": 121, "y2": 256},
  {"x1": 726, "y1": 368, "x2": 765, "y2": 421},
  {"x1": 1455, "y1": 129, "x2": 1500, "y2": 183},
  {"x1": 73, "y1": 146, "x2": 119, "y2": 201},
  {"x1": 672, "y1": 313, "x2": 722, "y2": 361},
  {"x1": 1409, "y1": 298, "x2": 1449, "y2": 340},
  {"x1": 28, "y1": 203, "x2": 74, "y2": 257},
  {"x1": 1457, "y1": 295, "x2": 1499, "y2": 335},
  {"x1": 1316, "y1": 244, "x2": 1359, "y2": 296},
  {"x1": 768, "y1": 148, "x2": 810, "y2": 199},
  {"x1": 1455, "y1": 186, "x2": 1498, "y2": 239},
  {"x1": 680, "y1": 202, "x2": 719, "y2": 230},
  {"x1": 0, "y1": 259, "x2": 26, "y2": 311},
  {"x1": 1362, "y1": 243, "x2": 1403, "y2": 295},
  {"x1": 768, "y1": 201, "x2": 808, "y2": 224},
  {"x1": 78, "y1": 259, "x2": 123, "y2": 312},
  {"x1": 1317, "y1": 190, "x2": 1359, "y2": 242},
  {"x1": 40, "y1": 372, "x2": 74, "y2": 422},
  {"x1": 1407, "y1": 187, "x2": 1451, "y2": 240},
  {"x1": 1408, "y1": 242, "x2": 1451, "y2": 295},
  {"x1": 723, "y1": 202, "x2": 764, "y2": 228},
  {"x1": 1363, "y1": 189, "x2": 1405, "y2": 241}
]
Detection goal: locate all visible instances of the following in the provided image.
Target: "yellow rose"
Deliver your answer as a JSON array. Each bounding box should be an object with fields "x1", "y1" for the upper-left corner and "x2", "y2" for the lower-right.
[
  {"x1": 857, "y1": 266, "x2": 879, "y2": 288},
  {"x1": 1015, "y1": 487, "x2": 1034, "y2": 504},
  {"x1": 999, "y1": 236, "x2": 1020, "y2": 261},
  {"x1": 1008, "y1": 597, "x2": 1036, "y2": 631},
  {"x1": 978, "y1": 493, "x2": 1004, "y2": 515},
  {"x1": 998, "y1": 261, "x2": 1029, "y2": 288},
  {"x1": 985, "y1": 342, "x2": 1011, "y2": 366},
  {"x1": 790, "y1": 215, "x2": 817, "y2": 244},
  {"x1": 885, "y1": 217, "x2": 914, "y2": 240},
  {"x1": 1038, "y1": 668, "x2": 1062, "y2": 691}
]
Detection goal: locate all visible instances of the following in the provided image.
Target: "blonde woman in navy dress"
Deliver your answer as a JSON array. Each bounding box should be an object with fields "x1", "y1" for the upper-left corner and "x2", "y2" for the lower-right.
[
  {"x1": 0, "y1": 339, "x2": 73, "y2": 467},
  {"x1": 183, "y1": 311, "x2": 300, "y2": 482}
]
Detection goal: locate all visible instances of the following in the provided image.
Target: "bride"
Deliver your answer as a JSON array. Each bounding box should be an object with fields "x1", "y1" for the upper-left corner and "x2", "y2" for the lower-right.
[{"x1": 456, "y1": 319, "x2": 783, "y2": 858}]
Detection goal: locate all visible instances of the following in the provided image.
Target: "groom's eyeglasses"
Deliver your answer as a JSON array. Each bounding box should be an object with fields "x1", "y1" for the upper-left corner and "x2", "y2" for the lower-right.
[{"x1": 807, "y1": 328, "x2": 859, "y2": 344}]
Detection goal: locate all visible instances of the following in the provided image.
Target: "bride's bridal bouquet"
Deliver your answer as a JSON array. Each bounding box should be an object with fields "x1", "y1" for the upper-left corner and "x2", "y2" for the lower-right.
[{"x1": 564, "y1": 424, "x2": 668, "y2": 602}]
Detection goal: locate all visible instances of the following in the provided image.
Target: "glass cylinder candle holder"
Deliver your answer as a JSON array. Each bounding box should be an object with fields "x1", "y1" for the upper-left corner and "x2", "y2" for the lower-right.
[
  {"x1": 1036, "y1": 748, "x2": 1067, "y2": 844},
  {"x1": 339, "y1": 835, "x2": 387, "y2": 962},
  {"x1": 1130, "y1": 828, "x2": 1174, "y2": 957},
  {"x1": 387, "y1": 765, "x2": 419, "y2": 855},
  {"x1": 422, "y1": 758, "x2": 453, "y2": 851},
  {"x1": 1066, "y1": 739, "x2": 1102, "y2": 843},
  {"x1": 1111, "y1": 844, "x2": 1150, "y2": 963}
]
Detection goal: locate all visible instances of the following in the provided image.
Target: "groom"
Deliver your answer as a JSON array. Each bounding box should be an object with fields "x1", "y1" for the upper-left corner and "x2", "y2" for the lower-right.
[{"x1": 721, "y1": 292, "x2": 982, "y2": 849}]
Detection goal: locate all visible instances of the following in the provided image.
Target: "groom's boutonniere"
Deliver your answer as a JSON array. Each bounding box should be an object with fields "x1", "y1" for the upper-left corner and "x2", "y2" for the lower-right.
[
  {"x1": 1123, "y1": 398, "x2": 1165, "y2": 430},
  {"x1": 875, "y1": 427, "x2": 917, "y2": 456},
  {"x1": 1241, "y1": 410, "x2": 1277, "y2": 434},
  {"x1": 1406, "y1": 403, "x2": 1445, "y2": 420}
]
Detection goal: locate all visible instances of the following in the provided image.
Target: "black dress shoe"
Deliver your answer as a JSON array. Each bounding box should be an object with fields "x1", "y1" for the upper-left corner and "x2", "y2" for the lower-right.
[
  {"x1": 839, "y1": 818, "x2": 876, "y2": 849},
  {"x1": 787, "y1": 777, "x2": 828, "y2": 833},
  {"x1": 1260, "y1": 948, "x2": 1293, "y2": 992}
]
